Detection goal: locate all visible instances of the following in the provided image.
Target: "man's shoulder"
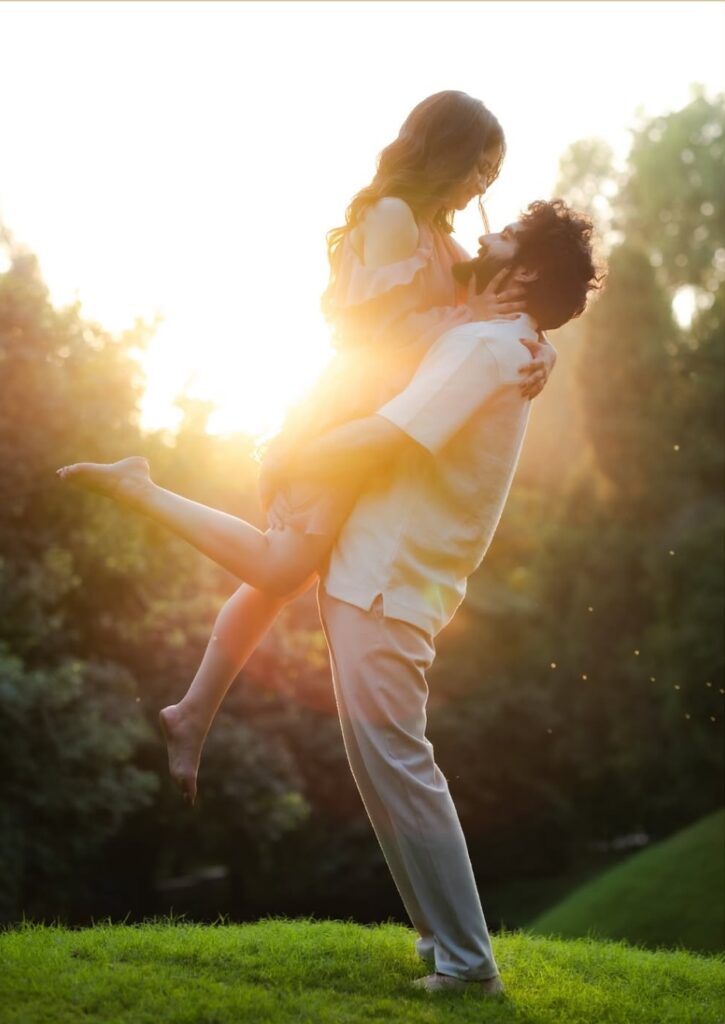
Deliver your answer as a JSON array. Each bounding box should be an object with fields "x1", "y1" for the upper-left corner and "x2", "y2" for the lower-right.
[
  {"x1": 441, "y1": 314, "x2": 537, "y2": 344},
  {"x1": 435, "y1": 316, "x2": 536, "y2": 380},
  {"x1": 492, "y1": 313, "x2": 539, "y2": 342}
]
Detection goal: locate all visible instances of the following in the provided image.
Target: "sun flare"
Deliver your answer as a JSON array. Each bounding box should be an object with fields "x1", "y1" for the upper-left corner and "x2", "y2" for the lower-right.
[{"x1": 1, "y1": 1, "x2": 722, "y2": 438}]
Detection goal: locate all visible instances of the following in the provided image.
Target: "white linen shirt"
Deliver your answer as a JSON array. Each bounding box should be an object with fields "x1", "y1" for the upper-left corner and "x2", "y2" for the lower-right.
[{"x1": 320, "y1": 313, "x2": 541, "y2": 637}]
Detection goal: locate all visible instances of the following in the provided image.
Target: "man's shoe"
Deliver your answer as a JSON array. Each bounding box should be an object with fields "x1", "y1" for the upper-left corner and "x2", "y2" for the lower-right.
[{"x1": 411, "y1": 971, "x2": 506, "y2": 996}]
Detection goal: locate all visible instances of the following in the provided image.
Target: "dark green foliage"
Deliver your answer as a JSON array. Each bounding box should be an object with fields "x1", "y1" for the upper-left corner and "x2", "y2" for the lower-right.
[
  {"x1": 0, "y1": 647, "x2": 158, "y2": 919},
  {"x1": 534, "y1": 89, "x2": 725, "y2": 840}
]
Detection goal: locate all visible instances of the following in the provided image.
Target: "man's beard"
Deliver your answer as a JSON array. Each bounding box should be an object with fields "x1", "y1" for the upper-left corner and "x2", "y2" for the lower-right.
[{"x1": 452, "y1": 248, "x2": 512, "y2": 295}]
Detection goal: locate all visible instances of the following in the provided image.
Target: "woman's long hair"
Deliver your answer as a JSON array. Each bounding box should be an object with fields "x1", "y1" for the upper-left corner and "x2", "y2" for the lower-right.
[{"x1": 322, "y1": 91, "x2": 505, "y2": 317}]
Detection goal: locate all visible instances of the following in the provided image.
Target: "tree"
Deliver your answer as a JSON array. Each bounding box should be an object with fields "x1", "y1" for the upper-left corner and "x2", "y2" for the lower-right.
[
  {"x1": 0, "y1": 234, "x2": 313, "y2": 921},
  {"x1": 534, "y1": 89, "x2": 725, "y2": 839}
]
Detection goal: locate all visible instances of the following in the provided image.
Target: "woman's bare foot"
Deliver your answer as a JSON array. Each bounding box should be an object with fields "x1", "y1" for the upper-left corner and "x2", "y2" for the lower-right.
[
  {"x1": 55, "y1": 456, "x2": 152, "y2": 507},
  {"x1": 158, "y1": 703, "x2": 208, "y2": 806}
]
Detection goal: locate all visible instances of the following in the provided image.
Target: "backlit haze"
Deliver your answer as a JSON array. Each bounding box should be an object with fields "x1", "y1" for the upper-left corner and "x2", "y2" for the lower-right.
[{"x1": 1, "y1": 1, "x2": 723, "y2": 439}]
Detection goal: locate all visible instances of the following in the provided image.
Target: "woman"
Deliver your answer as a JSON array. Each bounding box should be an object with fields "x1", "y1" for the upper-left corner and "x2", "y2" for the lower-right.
[{"x1": 57, "y1": 91, "x2": 556, "y2": 804}]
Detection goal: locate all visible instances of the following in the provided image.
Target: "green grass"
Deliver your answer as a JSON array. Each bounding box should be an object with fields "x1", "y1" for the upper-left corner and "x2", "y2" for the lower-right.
[
  {"x1": 1, "y1": 917, "x2": 723, "y2": 1023},
  {"x1": 527, "y1": 809, "x2": 725, "y2": 956}
]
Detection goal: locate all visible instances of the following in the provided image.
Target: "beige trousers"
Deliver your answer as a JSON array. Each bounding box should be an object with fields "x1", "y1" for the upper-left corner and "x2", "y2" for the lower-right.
[{"x1": 317, "y1": 585, "x2": 500, "y2": 981}]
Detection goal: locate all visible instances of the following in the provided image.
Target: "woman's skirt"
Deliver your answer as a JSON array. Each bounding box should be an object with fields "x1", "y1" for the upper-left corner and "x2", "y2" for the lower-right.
[{"x1": 266, "y1": 476, "x2": 364, "y2": 539}]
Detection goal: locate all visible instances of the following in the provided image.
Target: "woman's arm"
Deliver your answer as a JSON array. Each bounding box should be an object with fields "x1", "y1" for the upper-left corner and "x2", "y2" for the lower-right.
[
  {"x1": 359, "y1": 197, "x2": 420, "y2": 266},
  {"x1": 518, "y1": 331, "x2": 558, "y2": 400}
]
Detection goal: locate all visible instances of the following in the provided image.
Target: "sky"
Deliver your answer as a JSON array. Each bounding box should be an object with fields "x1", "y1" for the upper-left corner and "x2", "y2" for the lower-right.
[{"x1": 1, "y1": 1, "x2": 723, "y2": 438}]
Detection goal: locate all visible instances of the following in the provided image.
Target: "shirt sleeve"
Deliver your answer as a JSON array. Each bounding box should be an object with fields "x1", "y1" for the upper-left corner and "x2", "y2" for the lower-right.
[{"x1": 375, "y1": 329, "x2": 532, "y2": 456}]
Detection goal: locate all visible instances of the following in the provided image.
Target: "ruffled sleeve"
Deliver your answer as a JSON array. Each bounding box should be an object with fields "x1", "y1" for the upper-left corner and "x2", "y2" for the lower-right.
[
  {"x1": 326, "y1": 229, "x2": 434, "y2": 310},
  {"x1": 324, "y1": 224, "x2": 473, "y2": 355}
]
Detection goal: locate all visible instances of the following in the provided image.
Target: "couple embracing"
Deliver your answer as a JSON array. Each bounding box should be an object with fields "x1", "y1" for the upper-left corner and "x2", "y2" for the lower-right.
[{"x1": 57, "y1": 90, "x2": 603, "y2": 998}]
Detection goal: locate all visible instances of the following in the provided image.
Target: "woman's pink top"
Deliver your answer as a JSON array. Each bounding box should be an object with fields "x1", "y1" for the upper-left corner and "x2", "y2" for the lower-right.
[
  {"x1": 284, "y1": 217, "x2": 474, "y2": 437},
  {"x1": 269, "y1": 213, "x2": 475, "y2": 536}
]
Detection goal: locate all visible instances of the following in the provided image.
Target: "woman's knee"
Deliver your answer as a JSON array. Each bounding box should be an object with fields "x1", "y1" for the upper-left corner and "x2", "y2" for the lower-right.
[
  {"x1": 282, "y1": 571, "x2": 319, "y2": 601},
  {"x1": 260, "y1": 529, "x2": 325, "y2": 596},
  {"x1": 263, "y1": 568, "x2": 318, "y2": 600},
  {"x1": 259, "y1": 568, "x2": 306, "y2": 598}
]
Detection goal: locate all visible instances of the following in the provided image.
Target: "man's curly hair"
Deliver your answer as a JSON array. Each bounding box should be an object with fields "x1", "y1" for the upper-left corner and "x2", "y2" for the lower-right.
[
  {"x1": 453, "y1": 198, "x2": 606, "y2": 330},
  {"x1": 515, "y1": 199, "x2": 605, "y2": 329}
]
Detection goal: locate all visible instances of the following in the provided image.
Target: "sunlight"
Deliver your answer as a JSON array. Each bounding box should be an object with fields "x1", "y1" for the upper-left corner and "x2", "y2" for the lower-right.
[
  {"x1": 1, "y1": 1, "x2": 723, "y2": 437},
  {"x1": 672, "y1": 286, "x2": 697, "y2": 330},
  {"x1": 135, "y1": 271, "x2": 335, "y2": 441}
]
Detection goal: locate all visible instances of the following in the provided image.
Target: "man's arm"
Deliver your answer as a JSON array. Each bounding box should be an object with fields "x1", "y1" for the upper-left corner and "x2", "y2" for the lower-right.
[
  {"x1": 259, "y1": 413, "x2": 416, "y2": 510},
  {"x1": 287, "y1": 414, "x2": 415, "y2": 482},
  {"x1": 260, "y1": 328, "x2": 525, "y2": 509}
]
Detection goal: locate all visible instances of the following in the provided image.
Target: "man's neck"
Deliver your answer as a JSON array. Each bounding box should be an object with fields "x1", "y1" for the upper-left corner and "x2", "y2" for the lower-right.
[{"x1": 481, "y1": 310, "x2": 539, "y2": 333}]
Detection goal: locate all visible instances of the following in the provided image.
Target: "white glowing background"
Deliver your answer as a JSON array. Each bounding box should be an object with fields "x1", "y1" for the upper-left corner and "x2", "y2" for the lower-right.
[{"x1": 1, "y1": 1, "x2": 723, "y2": 437}]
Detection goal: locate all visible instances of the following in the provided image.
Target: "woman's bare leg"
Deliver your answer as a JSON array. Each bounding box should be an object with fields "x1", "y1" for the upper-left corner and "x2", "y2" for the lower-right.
[
  {"x1": 54, "y1": 458, "x2": 326, "y2": 802},
  {"x1": 56, "y1": 456, "x2": 329, "y2": 594},
  {"x1": 159, "y1": 573, "x2": 316, "y2": 805}
]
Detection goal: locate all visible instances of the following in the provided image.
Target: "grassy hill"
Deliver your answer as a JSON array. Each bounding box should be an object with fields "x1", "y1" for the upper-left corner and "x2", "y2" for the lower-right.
[
  {"x1": 1, "y1": 917, "x2": 723, "y2": 1023},
  {"x1": 526, "y1": 809, "x2": 725, "y2": 955}
]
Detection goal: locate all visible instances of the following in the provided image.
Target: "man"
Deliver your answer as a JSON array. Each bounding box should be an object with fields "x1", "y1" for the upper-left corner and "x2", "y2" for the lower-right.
[
  {"x1": 272, "y1": 198, "x2": 603, "y2": 996},
  {"x1": 57, "y1": 198, "x2": 602, "y2": 998}
]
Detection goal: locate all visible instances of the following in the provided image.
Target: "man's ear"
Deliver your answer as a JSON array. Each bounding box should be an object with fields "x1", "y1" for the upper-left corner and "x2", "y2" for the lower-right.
[{"x1": 512, "y1": 266, "x2": 538, "y2": 283}]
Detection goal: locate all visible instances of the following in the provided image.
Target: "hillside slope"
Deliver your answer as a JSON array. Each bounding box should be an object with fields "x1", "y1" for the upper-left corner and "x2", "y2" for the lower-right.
[{"x1": 528, "y1": 809, "x2": 725, "y2": 955}]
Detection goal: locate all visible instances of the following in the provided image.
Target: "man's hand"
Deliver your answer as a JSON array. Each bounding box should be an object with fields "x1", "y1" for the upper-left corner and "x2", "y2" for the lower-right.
[{"x1": 517, "y1": 332, "x2": 558, "y2": 400}]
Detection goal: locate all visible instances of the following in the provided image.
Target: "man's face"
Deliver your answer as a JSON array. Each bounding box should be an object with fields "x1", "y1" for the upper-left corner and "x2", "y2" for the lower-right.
[
  {"x1": 477, "y1": 221, "x2": 525, "y2": 262},
  {"x1": 469, "y1": 221, "x2": 525, "y2": 292}
]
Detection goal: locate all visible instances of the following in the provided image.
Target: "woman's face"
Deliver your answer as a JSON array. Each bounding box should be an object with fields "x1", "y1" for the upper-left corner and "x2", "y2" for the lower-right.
[{"x1": 444, "y1": 143, "x2": 502, "y2": 211}]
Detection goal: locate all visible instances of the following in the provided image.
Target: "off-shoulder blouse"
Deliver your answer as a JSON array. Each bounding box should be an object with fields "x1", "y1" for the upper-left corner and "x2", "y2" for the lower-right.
[{"x1": 278, "y1": 213, "x2": 475, "y2": 445}]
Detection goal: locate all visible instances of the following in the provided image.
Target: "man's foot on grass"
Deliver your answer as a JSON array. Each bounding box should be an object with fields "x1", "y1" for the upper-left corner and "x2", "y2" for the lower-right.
[{"x1": 411, "y1": 971, "x2": 506, "y2": 997}]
